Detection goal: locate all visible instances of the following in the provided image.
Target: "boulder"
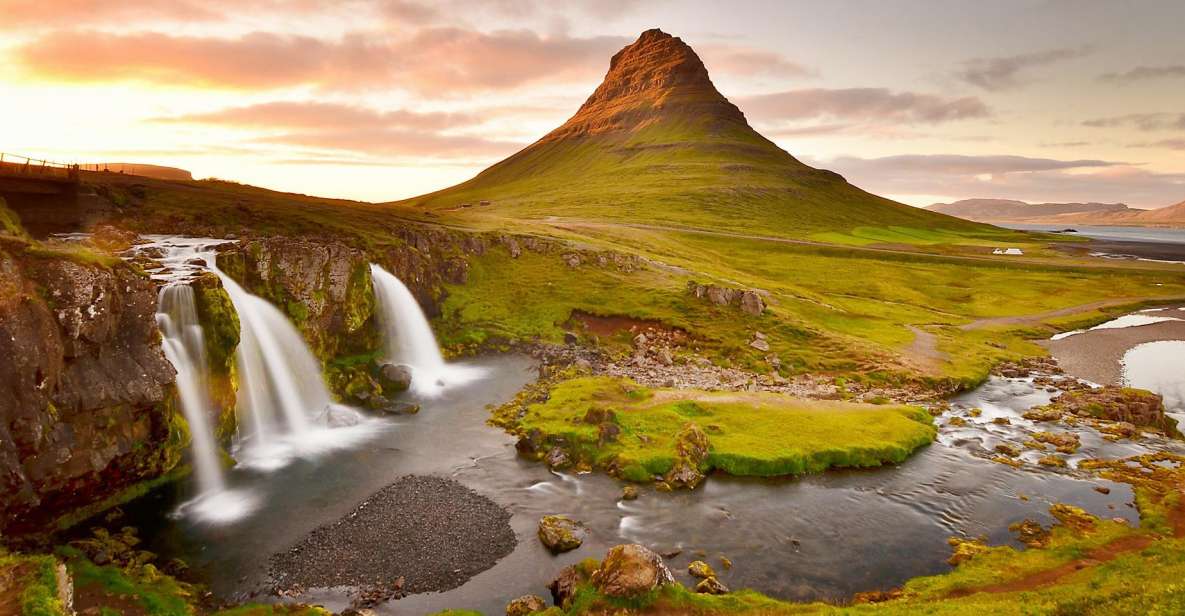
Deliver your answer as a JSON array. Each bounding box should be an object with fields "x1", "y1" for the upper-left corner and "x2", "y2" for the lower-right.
[
  {"x1": 739, "y1": 290, "x2": 765, "y2": 315},
  {"x1": 538, "y1": 515, "x2": 586, "y2": 553},
  {"x1": 506, "y1": 594, "x2": 548, "y2": 616},
  {"x1": 695, "y1": 576, "x2": 729, "y2": 594},
  {"x1": 591, "y1": 544, "x2": 675, "y2": 598},
  {"x1": 548, "y1": 564, "x2": 586, "y2": 608},
  {"x1": 664, "y1": 423, "x2": 711, "y2": 489},
  {"x1": 378, "y1": 363, "x2": 413, "y2": 392},
  {"x1": 545, "y1": 447, "x2": 571, "y2": 470}
]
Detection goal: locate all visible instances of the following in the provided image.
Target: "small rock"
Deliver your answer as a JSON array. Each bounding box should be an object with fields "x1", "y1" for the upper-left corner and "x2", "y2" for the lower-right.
[
  {"x1": 621, "y1": 485, "x2": 639, "y2": 501},
  {"x1": 633, "y1": 333, "x2": 648, "y2": 348},
  {"x1": 506, "y1": 594, "x2": 547, "y2": 616},
  {"x1": 538, "y1": 515, "x2": 586, "y2": 553},
  {"x1": 378, "y1": 363, "x2": 413, "y2": 392},
  {"x1": 377, "y1": 402, "x2": 420, "y2": 416},
  {"x1": 563, "y1": 331, "x2": 579, "y2": 346},
  {"x1": 749, "y1": 338, "x2": 770, "y2": 352},
  {"x1": 688, "y1": 560, "x2": 715, "y2": 579},
  {"x1": 695, "y1": 576, "x2": 730, "y2": 594}
]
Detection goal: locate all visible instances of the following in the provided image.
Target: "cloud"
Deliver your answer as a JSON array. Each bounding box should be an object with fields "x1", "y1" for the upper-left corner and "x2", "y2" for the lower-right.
[
  {"x1": 812, "y1": 153, "x2": 1183, "y2": 208},
  {"x1": 1100, "y1": 65, "x2": 1185, "y2": 83},
  {"x1": 956, "y1": 47, "x2": 1090, "y2": 90},
  {"x1": 161, "y1": 101, "x2": 482, "y2": 131},
  {"x1": 698, "y1": 45, "x2": 816, "y2": 79},
  {"x1": 13, "y1": 27, "x2": 625, "y2": 93},
  {"x1": 738, "y1": 88, "x2": 989, "y2": 127},
  {"x1": 0, "y1": 0, "x2": 222, "y2": 29},
  {"x1": 256, "y1": 129, "x2": 521, "y2": 157},
  {"x1": 1083, "y1": 113, "x2": 1185, "y2": 131},
  {"x1": 1131, "y1": 139, "x2": 1185, "y2": 151}
]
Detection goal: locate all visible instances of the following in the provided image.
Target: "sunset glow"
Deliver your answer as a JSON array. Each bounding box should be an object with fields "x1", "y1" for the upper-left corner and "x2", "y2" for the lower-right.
[{"x1": 2, "y1": 0, "x2": 1182, "y2": 206}]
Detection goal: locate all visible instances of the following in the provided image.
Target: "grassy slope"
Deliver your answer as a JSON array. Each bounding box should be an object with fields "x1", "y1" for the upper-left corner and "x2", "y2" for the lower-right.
[
  {"x1": 91, "y1": 174, "x2": 1185, "y2": 386},
  {"x1": 504, "y1": 376, "x2": 935, "y2": 481},
  {"x1": 392, "y1": 113, "x2": 1013, "y2": 243}
]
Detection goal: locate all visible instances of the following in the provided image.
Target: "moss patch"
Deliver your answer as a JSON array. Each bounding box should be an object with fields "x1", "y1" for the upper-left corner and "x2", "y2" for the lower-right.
[{"x1": 509, "y1": 376, "x2": 935, "y2": 482}]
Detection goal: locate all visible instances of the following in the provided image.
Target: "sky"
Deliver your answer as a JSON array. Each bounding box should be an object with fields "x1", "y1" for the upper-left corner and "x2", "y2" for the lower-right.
[{"x1": 1, "y1": 0, "x2": 1183, "y2": 208}]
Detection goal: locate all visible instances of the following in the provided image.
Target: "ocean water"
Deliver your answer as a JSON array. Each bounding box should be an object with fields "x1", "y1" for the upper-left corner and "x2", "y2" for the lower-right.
[{"x1": 1003, "y1": 223, "x2": 1185, "y2": 245}]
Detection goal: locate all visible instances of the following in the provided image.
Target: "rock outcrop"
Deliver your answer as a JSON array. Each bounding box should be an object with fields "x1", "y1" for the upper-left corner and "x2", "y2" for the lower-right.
[
  {"x1": 591, "y1": 544, "x2": 676, "y2": 598},
  {"x1": 687, "y1": 281, "x2": 766, "y2": 315},
  {"x1": 0, "y1": 239, "x2": 178, "y2": 533}
]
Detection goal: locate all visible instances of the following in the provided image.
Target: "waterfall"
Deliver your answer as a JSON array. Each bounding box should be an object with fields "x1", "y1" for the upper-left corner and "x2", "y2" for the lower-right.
[
  {"x1": 370, "y1": 263, "x2": 484, "y2": 397},
  {"x1": 156, "y1": 285, "x2": 225, "y2": 496}
]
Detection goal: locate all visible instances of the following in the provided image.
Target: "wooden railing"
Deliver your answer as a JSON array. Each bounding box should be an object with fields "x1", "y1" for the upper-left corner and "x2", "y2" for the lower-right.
[{"x1": 0, "y1": 153, "x2": 109, "y2": 181}]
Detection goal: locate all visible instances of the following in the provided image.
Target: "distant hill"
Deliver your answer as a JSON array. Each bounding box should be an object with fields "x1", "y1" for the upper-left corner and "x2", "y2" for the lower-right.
[
  {"x1": 392, "y1": 29, "x2": 997, "y2": 240},
  {"x1": 94, "y1": 163, "x2": 193, "y2": 181},
  {"x1": 927, "y1": 198, "x2": 1185, "y2": 227}
]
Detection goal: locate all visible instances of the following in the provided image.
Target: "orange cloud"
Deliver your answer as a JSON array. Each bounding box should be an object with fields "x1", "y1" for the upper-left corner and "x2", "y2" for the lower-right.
[{"x1": 14, "y1": 27, "x2": 625, "y2": 93}]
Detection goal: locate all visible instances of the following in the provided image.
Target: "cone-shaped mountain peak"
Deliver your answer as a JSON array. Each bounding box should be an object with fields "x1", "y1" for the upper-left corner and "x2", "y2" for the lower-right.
[
  {"x1": 541, "y1": 28, "x2": 747, "y2": 142},
  {"x1": 395, "y1": 29, "x2": 990, "y2": 240}
]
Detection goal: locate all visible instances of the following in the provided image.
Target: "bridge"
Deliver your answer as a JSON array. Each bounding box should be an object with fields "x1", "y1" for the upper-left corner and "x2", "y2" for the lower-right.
[{"x1": 0, "y1": 153, "x2": 111, "y2": 237}]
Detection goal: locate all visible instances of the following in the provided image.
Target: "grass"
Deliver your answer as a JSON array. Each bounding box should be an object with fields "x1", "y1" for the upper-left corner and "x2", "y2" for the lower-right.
[
  {"x1": 0, "y1": 552, "x2": 66, "y2": 616},
  {"x1": 507, "y1": 376, "x2": 936, "y2": 481}
]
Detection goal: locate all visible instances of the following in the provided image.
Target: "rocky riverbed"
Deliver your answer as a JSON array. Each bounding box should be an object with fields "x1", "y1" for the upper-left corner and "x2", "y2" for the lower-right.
[{"x1": 268, "y1": 475, "x2": 515, "y2": 608}]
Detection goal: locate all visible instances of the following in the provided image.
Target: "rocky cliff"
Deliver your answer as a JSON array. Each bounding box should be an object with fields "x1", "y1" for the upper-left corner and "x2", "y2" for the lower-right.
[{"x1": 0, "y1": 238, "x2": 179, "y2": 534}]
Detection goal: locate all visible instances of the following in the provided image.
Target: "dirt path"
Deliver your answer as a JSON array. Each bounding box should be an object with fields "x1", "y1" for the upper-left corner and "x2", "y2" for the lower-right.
[{"x1": 905, "y1": 325, "x2": 948, "y2": 374}]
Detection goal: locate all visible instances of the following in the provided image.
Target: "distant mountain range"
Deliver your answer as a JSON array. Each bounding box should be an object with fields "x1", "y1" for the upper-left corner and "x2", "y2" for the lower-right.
[{"x1": 926, "y1": 198, "x2": 1185, "y2": 227}]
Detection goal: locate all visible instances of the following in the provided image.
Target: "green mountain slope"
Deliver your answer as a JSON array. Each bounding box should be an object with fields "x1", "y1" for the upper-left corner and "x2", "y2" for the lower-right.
[{"x1": 392, "y1": 29, "x2": 1003, "y2": 241}]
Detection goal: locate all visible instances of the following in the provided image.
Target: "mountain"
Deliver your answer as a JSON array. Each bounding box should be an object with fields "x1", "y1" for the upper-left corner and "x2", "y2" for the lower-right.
[
  {"x1": 927, "y1": 199, "x2": 1132, "y2": 222},
  {"x1": 393, "y1": 29, "x2": 993, "y2": 239},
  {"x1": 928, "y1": 198, "x2": 1185, "y2": 227}
]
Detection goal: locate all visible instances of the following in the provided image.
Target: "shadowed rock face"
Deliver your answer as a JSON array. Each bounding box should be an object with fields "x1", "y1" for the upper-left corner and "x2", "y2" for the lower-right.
[
  {"x1": 0, "y1": 242, "x2": 177, "y2": 533},
  {"x1": 540, "y1": 28, "x2": 748, "y2": 142}
]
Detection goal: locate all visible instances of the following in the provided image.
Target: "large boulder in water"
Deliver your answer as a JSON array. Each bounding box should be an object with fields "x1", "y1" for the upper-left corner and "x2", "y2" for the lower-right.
[
  {"x1": 538, "y1": 515, "x2": 586, "y2": 553},
  {"x1": 505, "y1": 594, "x2": 547, "y2": 616},
  {"x1": 591, "y1": 544, "x2": 676, "y2": 598},
  {"x1": 378, "y1": 363, "x2": 413, "y2": 392}
]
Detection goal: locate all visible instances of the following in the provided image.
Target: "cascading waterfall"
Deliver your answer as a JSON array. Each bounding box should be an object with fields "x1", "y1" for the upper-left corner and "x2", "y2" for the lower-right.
[
  {"x1": 130, "y1": 235, "x2": 386, "y2": 522},
  {"x1": 156, "y1": 285, "x2": 225, "y2": 496},
  {"x1": 370, "y1": 263, "x2": 484, "y2": 397}
]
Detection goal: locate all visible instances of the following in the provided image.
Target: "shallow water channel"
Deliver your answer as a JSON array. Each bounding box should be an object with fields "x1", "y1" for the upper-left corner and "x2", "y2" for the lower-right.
[{"x1": 107, "y1": 352, "x2": 1182, "y2": 614}]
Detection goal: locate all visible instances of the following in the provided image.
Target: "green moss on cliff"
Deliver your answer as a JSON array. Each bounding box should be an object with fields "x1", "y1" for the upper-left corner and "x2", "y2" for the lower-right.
[
  {"x1": 192, "y1": 275, "x2": 241, "y2": 441},
  {"x1": 0, "y1": 552, "x2": 66, "y2": 616},
  {"x1": 0, "y1": 197, "x2": 29, "y2": 238}
]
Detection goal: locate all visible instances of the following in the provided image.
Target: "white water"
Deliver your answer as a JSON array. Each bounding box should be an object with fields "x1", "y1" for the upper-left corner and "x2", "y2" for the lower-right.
[
  {"x1": 156, "y1": 285, "x2": 225, "y2": 495},
  {"x1": 369, "y1": 263, "x2": 484, "y2": 397},
  {"x1": 1050, "y1": 313, "x2": 1183, "y2": 340},
  {"x1": 131, "y1": 236, "x2": 385, "y2": 522}
]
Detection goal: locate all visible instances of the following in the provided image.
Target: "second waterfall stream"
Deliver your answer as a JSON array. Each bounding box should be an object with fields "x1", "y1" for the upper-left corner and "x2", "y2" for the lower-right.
[{"x1": 369, "y1": 263, "x2": 484, "y2": 397}]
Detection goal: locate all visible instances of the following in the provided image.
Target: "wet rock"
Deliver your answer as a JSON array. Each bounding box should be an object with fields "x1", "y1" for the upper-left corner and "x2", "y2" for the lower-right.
[
  {"x1": 947, "y1": 537, "x2": 988, "y2": 565},
  {"x1": 664, "y1": 423, "x2": 710, "y2": 489},
  {"x1": 506, "y1": 594, "x2": 547, "y2": 616},
  {"x1": 1009, "y1": 519, "x2": 1051, "y2": 548},
  {"x1": 1050, "y1": 503, "x2": 1097, "y2": 533},
  {"x1": 591, "y1": 544, "x2": 675, "y2": 598},
  {"x1": 377, "y1": 402, "x2": 420, "y2": 416},
  {"x1": 1038, "y1": 455, "x2": 1067, "y2": 468},
  {"x1": 325, "y1": 405, "x2": 363, "y2": 427},
  {"x1": 621, "y1": 485, "x2": 638, "y2": 501},
  {"x1": 695, "y1": 576, "x2": 729, "y2": 594},
  {"x1": 1033, "y1": 431, "x2": 1081, "y2": 453},
  {"x1": 688, "y1": 560, "x2": 715, "y2": 579},
  {"x1": 379, "y1": 363, "x2": 413, "y2": 392},
  {"x1": 548, "y1": 564, "x2": 586, "y2": 608},
  {"x1": 994, "y1": 443, "x2": 1022, "y2": 457},
  {"x1": 545, "y1": 447, "x2": 571, "y2": 470},
  {"x1": 538, "y1": 515, "x2": 586, "y2": 553}
]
